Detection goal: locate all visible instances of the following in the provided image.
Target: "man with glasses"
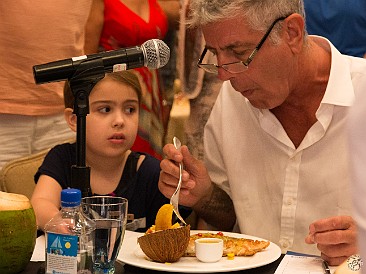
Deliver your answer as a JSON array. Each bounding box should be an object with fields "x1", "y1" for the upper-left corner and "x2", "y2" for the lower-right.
[{"x1": 159, "y1": 0, "x2": 366, "y2": 265}]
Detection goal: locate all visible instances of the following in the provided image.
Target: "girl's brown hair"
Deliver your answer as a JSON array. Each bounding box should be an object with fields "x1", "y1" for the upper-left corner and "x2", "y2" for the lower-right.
[{"x1": 63, "y1": 70, "x2": 142, "y2": 109}]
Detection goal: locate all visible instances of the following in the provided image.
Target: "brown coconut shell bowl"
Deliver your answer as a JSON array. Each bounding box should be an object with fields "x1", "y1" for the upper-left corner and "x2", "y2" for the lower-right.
[{"x1": 138, "y1": 225, "x2": 190, "y2": 263}]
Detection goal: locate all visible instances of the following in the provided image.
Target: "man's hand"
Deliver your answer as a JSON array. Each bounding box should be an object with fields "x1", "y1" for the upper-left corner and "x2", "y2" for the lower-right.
[
  {"x1": 158, "y1": 143, "x2": 212, "y2": 208},
  {"x1": 159, "y1": 143, "x2": 236, "y2": 230},
  {"x1": 305, "y1": 216, "x2": 358, "y2": 266}
]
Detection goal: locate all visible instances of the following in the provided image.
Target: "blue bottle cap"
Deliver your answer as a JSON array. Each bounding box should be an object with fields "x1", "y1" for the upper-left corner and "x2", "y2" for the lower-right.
[{"x1": 61, "y1": 188, "x2": 81, "y2": 207}]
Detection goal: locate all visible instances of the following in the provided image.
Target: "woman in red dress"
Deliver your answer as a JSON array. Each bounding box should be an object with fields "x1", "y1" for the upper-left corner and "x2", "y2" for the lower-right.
[{"x1": 85, "y1": 0, "x2": 178, "y2": 159}]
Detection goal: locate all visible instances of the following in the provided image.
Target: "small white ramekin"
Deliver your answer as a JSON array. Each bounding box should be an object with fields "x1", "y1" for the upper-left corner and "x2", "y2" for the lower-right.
[{"x1": 195, "y1": 238, "x2": 224, "y2": 263}]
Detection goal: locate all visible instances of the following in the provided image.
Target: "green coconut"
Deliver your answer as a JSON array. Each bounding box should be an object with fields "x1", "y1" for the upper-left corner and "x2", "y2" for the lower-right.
[{"x1": 0, "y1": 191, "x2": 37, "y2": 274}]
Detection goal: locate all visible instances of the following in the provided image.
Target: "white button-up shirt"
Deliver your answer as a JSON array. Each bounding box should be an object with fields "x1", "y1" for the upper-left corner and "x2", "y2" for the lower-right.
[{"x1": 204, "y1": 37, "x2": 366, "y2": 255}]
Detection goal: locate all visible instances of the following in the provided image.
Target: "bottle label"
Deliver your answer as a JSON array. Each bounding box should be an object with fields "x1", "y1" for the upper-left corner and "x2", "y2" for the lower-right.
[{"x1": 46, "y1": 232, "x2": 78, "y2": 274}]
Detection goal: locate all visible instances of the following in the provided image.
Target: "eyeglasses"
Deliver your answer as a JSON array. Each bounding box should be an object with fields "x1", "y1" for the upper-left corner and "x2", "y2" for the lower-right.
[{"x1": 197, "y1": 15, "x2": 289, "y2": 74}]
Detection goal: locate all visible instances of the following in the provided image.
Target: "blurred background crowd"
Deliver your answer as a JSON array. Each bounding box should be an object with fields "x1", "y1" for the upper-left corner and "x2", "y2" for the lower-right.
[{"x1": 0, "y1": 0, "x2": 365, "y2": 170}]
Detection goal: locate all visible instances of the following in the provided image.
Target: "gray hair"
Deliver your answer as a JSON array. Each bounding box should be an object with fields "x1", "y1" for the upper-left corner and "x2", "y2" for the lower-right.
[{"x1": 188, "y1": 0, "x2": 306, "y2": 38}]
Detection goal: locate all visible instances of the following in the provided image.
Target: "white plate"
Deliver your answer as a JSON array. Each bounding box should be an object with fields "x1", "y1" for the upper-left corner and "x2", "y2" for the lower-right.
[{"x1": 117, "y1": 230, "x2": 282, "y2": 273}]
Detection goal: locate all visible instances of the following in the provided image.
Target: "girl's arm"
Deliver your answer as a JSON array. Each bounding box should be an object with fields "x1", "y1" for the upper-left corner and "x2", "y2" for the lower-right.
[{"x1": 31, "y1": 175, "x2": 62, "y2": 231}]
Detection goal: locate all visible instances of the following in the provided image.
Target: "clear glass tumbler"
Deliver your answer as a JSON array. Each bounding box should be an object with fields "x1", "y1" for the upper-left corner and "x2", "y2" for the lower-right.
[{"x1": 81, "y1": 196, "x2": 128, "y2": 274}]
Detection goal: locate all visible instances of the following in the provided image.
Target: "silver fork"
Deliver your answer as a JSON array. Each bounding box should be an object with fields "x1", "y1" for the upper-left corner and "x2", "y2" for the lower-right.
[{"x1": 170, "y1": 137, "x2": 187, "y2": 225}]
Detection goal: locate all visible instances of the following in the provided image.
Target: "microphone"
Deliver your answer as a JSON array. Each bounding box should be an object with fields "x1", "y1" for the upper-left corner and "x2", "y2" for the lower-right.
[{"x1": 33, "y1": 39, "x2": 170, "y2": 84}]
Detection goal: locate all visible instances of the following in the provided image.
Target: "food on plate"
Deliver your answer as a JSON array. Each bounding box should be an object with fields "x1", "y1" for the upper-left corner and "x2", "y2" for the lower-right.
[
  {"x1": 185, "y1": 232, "x2": 270, "y2": 257},
  {"x1": 0, "y1": 191, "x2": 37, "y2": 274},
  {"x1": 138, "y1": 204, "x2": 190, "y2": 263}
]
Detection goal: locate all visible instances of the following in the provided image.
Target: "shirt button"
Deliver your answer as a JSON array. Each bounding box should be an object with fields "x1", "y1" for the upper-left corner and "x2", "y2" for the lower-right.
[
  {"x1": 280, "y1": 238, "x2": 290, "y2": 249},
  {"x1": 286, "y1": 198, "x2": 292, "y2": 205}
]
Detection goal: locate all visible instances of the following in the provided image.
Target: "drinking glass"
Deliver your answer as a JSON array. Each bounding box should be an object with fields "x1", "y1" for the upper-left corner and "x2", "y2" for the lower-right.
[{"x1": 81, "y1": 196, "x2": 128, "y2": 274}]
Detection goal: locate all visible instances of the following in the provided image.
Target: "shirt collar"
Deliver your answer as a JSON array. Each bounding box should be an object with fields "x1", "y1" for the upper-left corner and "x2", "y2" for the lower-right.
[{"x1": 316, "y1": 36, "x2": 355, "y2": 107}]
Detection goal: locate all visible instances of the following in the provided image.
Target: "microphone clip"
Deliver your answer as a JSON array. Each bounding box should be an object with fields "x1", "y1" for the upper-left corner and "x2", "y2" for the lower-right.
[{"x1": 69, "y1": 57, "x2": 105, "y2": 117}]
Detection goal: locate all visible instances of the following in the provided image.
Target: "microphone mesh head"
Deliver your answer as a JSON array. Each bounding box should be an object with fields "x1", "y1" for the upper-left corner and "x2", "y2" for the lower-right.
[{"x1": 141, "y1": 39, "x2": 170, "y2": 69}]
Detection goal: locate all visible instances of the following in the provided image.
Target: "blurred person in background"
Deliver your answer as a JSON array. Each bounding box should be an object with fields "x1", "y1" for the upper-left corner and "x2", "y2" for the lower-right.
[
  {"x1": 84, "y1": 0, "x2": 180, "y2": 160},
  {"x1": 304, "y1": 0, "x2": 366, "y2": 58},
  {"x1": 176, "y1": 0, "x2": 223, "y2": 161},
  {"x1": 0, "y1": 0, "x2": 92, "y2": 169}
]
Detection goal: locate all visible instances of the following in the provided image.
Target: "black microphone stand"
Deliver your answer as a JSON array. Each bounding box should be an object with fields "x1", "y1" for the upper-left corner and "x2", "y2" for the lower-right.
[{"x1": 68, "y1": 58, "x2": 105, "y2": 197}]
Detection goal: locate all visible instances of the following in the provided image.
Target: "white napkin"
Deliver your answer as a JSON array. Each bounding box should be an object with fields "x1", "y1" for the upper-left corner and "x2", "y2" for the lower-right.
[{"x1": 30, "y1": 235, "x2": 45, "y2": 261}]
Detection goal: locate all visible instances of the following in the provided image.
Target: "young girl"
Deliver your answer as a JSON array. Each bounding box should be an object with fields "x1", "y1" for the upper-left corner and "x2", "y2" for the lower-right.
[{"x1": 31, "y1": 71, "x2": 181, "y2": 232}]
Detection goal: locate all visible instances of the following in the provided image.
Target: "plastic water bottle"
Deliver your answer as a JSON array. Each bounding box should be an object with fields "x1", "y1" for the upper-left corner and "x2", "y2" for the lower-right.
[{"x1": 45, "y1": 188, "x2": 95, "y2": 274}]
